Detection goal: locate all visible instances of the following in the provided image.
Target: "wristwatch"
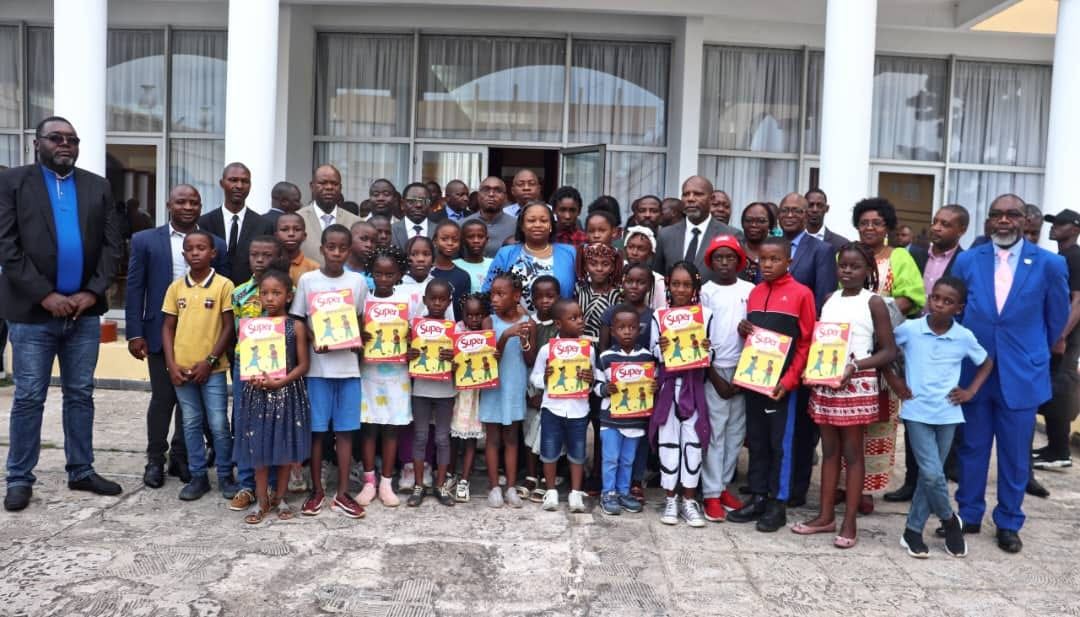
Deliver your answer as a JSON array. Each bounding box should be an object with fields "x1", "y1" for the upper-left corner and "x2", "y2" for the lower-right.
[{"x1": 206, "y1": 354, "x2": 220, "y2": 368}]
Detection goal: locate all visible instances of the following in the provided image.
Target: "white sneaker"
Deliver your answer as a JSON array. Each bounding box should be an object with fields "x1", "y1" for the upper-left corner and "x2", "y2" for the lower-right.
[
  {"x1": 422, "y1": 465, "x2": 433, "y2": 488},
  {"x1": 444, "y1": 473, "x2": 458, "y2": 491},
  {"x1": 505, "y1": 487, "x2": 524, "y2": 508},
  {"x1": 568, "y1": 490, "x2": 586, "y2": 513},
  {"x1": 542, "y1": 488, "x2": 560, "y2": 511},
  {"x1": 399, "y1": 463, "x2": 415, "y2": 491},
  {"x1": 680, "y1": 498, "x2": 706, "y2": 528},
  {"x1": 661, "y1": 496, "x2": 679, "y2": 525},
  {"x1": 487, "y1": 487, "x2": 504, "y2": 508},
  {"x1": 455, "y1": 479, "x2": 470, "y2": 503}
]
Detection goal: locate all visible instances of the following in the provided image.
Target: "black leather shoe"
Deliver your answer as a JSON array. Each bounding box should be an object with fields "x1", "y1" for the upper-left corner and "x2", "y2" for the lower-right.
[
  {"x1": 935, "y1": 522, "x2": 980, "y2": 537},
  {"x1": 883, "y1": 483, "x2": 916, "y2": 502},
  {"x1": 787, "y1": 495, "x2": 807, "y2": 508},
  {"x1": 727, "y1": 494, "x2": 767, "y2": 523},
  {"x1": 3, "y1": 486, "x2": 31, "y2": 511},
  {"x1": 179, "y1": 475, "x2": 211, "y2": 501},
  {"x1": 168, "y1": 455, "x2": 192, "y2": 484},
  {"x1": 143, "y1": 463, "x2": 165, "y2": 489},
  {"x1": 738, "y1": 484, "x2": 752, "y2": 495},
  {"x1": 69, "y1": 473, "x2": 123, "y2": 496},
  {"x1": 756, "y1": 499, "x2": 787, "y2": 532},
  {"x1": 1025, "y1": 478, "x2": 1050, "y2": 499},
  {"x1": 996, "y1": 529, "x2": 1023, "y2": 553}
]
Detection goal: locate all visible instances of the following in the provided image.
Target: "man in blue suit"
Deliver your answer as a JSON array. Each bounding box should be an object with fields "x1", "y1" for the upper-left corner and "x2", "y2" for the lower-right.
[
  {"x1": 950, "y1": 194, "x2": 1069, "y2": 553},
  {"x1": 126, "y1": 185, "x2": 229, "y2": 489}
]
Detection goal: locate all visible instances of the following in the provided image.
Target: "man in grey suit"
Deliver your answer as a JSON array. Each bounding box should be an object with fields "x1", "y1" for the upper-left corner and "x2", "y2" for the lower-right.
[
  {"x1": 653, "y1": 175, "x2": 740, "y2": 282},
  {"x1": 806, "y1": 188, "x2": 848, "y2": 252},
  {"x1": 296, "y1": 164, "x2": 360, "y2": 265},
  {"x1": 391, "y1": 182, "x2": 439, "y2": 250}
]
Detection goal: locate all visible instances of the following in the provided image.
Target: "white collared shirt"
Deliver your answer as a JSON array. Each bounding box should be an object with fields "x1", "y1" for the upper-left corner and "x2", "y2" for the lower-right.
[
  {"x1": 312, "y1": 203, "x2": 340, "y2": 230},
  {"x1": 684, "y1": 217, "x2": 710, "y2": 257},
  {"x1": 406, "y1": 218, "x2": 429, "y2": 238},
  {"x1": 220, "y1": 205, "x2": 248, "y2": 247},
  {"x1": 808, "y1": 227, "x2": 825, "y2": 242},
  {"x1": 169, "y1": 224, "x2": 191, "y2": 281}
]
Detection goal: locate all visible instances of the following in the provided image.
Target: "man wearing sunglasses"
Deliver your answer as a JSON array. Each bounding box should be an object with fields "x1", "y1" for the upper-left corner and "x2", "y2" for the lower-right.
[{"x1": 0, "y1": 116, "x2": 123, "y2": 511}]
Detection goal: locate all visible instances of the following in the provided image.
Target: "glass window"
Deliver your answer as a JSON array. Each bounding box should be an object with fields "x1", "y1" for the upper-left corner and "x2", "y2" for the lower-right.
[
  {"x1": 570, "y1": 40, "x2": 669, "y2": 147},
  {"x1": 170, "y1": 138, "x2": 224, "y2": 208},
  {"x1": 871, "y1": 56, "x2": 947, "y2": 161},
  {"x1": 0, "y1": 26, "x2": 18, "y2": 129},
  {"x1": 698, "y1": 155, "x2": 797, "y2": 217},
  {"x1": 947, "y1": 169, "x2": 1043, "y2": 246},
  {"x1": 27, "y1": 27, "x2": 53, "y2": 128},
  {"x1": 107, "y1": 29, "x2": 165, "y2": 132},
  {"x1": 315, "y1": 142, "x2": 409, "y2": 200},
  {"x1": 316, "y1": 34, "x2": 412, "y2": 138},
  {"x1": 171, "y1": 30, "x2": 227, "y2": 134},
  {"x1": 950, "y1": 61, "x2": 1050, "y2": 167},
  {"x1": 804, "y1": 51, "x2": 823, "y2": 155},
  {"x1": 700, "y1": 46, "x2": 800, "y2": 153},
  {"x1": 0, "y1": 134, "x2": 19, "y2": 167},
  {"x1": 606, "y1": 151, "x2": 665, "y2": 219},
  {"x1": 417, "y1": 35, "x2": 564, "y2": 142}
]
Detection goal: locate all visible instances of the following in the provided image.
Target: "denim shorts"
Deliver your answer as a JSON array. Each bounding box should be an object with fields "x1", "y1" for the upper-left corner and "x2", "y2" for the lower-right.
[
  {"x1": 307, "y1": 377, "x2": 362, "y2": 432},
  {"x1": 539, "y1": 408, "x2": 589, "y2": 465}
]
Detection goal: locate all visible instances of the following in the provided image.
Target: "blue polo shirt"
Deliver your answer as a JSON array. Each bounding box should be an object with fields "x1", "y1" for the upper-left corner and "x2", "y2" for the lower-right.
[
  {"x1": 894, "y1": 316, "x2": 988, "y2": 425},
  {"x1": 41, "y1": 165, "x2": 83, "y2": 294}
]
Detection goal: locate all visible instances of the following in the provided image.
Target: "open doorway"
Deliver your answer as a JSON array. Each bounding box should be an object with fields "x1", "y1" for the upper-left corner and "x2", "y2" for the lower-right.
[
  {"x1": 105, "y1": 143, "x2": 159, "y2": 310},
  {"x1": 487, "y1": 147, "x2": 559, "y2": 199},
  {"x1": 873, "y1": 167, "x2": 940, "y2": 248}
]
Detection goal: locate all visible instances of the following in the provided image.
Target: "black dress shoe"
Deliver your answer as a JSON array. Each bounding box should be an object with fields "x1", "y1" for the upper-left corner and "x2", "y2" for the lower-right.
[
  {"x1": 143, "y1": 463, "x2": 165, "y2": 489},
  {"x1": 727, "y1": 494, "x2": 768, "y2": 523},
  {"x1": 787, "y1": 495, "x2": 807, "y2": 508},
  {"x1": 996, "y1": 529, "x2": 1023, "y2": 553},
  {"x1": 738, "y1": 484, "x2": 752, "y2": 495},
  {"x1": 935, "y1": 522, "x2": 980, "y2": 537},
  {"x1": 168, "y1": 455, "x2": 192, "y2": 484},
  {"x1": 756, "y1": 499, "x2": 787, "y2": 532},
  {"x1": 69, "y1": 473, "x2": 123, "y2": 496},
  {"x1": 883, "y1": 483, "x2": 916, "y2": 502},
  {"x1": 1026, "y1": 478, "x2": 1050, "y2": 499},
  {"x1": 3, "y1": 486, "x2": 31, "y2": 511}
]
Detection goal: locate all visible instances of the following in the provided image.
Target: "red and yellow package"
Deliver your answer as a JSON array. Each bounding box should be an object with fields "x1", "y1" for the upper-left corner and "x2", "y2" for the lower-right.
[
  {"x1": 237, "y1": 317, "x2": 287, "y2": 381},
  {"x1": 308, "y1": 289, "x2": 361, "y2": 351},
  {"x1": 803, "y1": 322, "x2": 852, "y2": 388},
  {"x1": 453, "y1": 330, "x2": 499, "y2": 390},
  {"x1": 546, "y1": 338, "x2": 591, "y2": 399},
  {"x1": 656, "y1": 305, "x2": 709, "y2": 371},
  {"x1": 409, "y1": 318, "x2": 455, "y2": 381},
  {"x1": 732, "y1": 326, "x2": 793, "y2": 396},
  {"x1": 610, "y1": 361, "x2": 655, "y2": 418},
  {"x1": 363, "y1": 300, "x2": 409, "y2": 363}
]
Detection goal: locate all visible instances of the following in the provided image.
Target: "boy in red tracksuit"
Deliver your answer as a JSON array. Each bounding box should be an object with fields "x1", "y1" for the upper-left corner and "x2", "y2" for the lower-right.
[{"x1": 727, "y1": 236, "x2": 816, "y2": 533}]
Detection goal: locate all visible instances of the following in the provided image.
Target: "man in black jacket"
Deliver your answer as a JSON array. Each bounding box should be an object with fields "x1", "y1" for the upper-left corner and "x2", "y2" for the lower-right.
[
  {"x1": 197, "y1": 162, "x2": 274, "y2": 285},
  {"x1": 0, "y1": 117, "x2": 123, "y2": 511}
]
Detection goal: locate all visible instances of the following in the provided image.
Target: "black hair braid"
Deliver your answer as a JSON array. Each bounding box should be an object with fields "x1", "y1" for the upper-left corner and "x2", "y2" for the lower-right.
[
  {"x1": 666, "y1": 260, "x2": 702, "y2": 305},
  {"x1": 462, "y1": 291, "x2": 492, "y2": 314},
  {"x1": 364, "y1": 244, "x2": 409, "y2": 275},
  {"x1": 490, "y1": 268, "x2": 526, "y2": 292},
  {"x1": 838, "y1": 241, "x2": 879, "y2": 292}
]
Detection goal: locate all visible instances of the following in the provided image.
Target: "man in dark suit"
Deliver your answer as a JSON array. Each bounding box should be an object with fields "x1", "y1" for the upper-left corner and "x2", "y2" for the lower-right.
[
  {"x1": 0, "y1": 117, "x2": 123, "y2": 511},
  {"x1": 197, "y1": 162, "x2": 273, "y2": 285},
  {"x1": 776, "y1": 192, "x2": 838, "y2": 506},
  {"x1": 805, "y1": 189, "x2": 848, "y2": 252},
  {"x1": 263, "y1": 181, "x2": 302, "y2": 227},
  {"x1": 653, "y1": 176, "x2": 739, "y2": 282},
  {"x1": 391, "y1": 182, "x2": 439, "y2": 250},
  {"x1": 887, "y1": 204, "x2": 968, "y2": 503},
  {"x1": 951, "y1": 194, "x2": 1069, "y2": 553},
  {"x1": 127, "y1": 184, "x2": 229, "y2": 489}
]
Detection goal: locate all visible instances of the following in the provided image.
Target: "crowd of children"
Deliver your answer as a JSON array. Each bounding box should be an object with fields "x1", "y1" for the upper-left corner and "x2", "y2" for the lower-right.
[{"x1": 160, "y1": 208, "x2": 991, "y2": 560}]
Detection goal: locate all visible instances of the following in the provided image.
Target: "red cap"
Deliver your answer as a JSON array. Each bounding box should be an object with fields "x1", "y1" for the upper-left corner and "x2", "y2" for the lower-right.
[{"x1": 703, "y1": 234, "x2": 747, "y2": 272}]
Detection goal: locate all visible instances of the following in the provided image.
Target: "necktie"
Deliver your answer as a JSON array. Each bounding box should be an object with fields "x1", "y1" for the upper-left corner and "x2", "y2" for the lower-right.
[
  {"x1": 228, "y1": 214, "x2": 239, "y2": 255},
  {"x1": 995, "y1": 249, "x2": 1013, "y2": 313},
  {"x1": 321, "y1": 213, "x2": 333, "y2": 229},
  {"x1": 685, "y1": 227, "x2": 701, "y2": 262},
  {"x1": 413, "y1": 224, "x2": 423, "y2": 237}
]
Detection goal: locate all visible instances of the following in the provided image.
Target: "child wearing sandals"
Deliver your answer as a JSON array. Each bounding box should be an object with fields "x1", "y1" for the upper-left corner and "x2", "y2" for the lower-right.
[
  {"x1": 523, "y1": 275, "x2": 562, "y2": 502},
  {"x1": 234, "y1": 269, "x2": 312, "y2": 523},
  {"x1": 449, "y1": 292, "x2": 489, "y2": 503}
]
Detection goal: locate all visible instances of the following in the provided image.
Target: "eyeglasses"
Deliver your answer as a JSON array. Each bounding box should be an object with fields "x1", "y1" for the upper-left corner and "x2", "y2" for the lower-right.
[
  {"x1": 743, "y1": 217, "x2": 770, "y2": 226},
  {"x1": 404, "y1": 197, "x2": 430, "y2": 205},
  {"x1": 857, "y1": 219, "x2": 887, "y2": 229},
  {"x1": 987, "y1": 209, "x2": 1025, "y2": 221},
  {"x1": 41, "y1": 133, "x2": 80, "y2": 146}
]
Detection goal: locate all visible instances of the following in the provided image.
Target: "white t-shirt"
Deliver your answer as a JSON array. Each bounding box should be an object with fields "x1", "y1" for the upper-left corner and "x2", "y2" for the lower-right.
[
  {"x1": 700, "y1": 279, "x2": 754, "y2": 368},
  {"x1": 290, "y1": 269, "x2": 369, "y2": 378}
]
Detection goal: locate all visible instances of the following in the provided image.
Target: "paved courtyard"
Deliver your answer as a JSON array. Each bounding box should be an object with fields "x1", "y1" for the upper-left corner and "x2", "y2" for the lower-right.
[{"x1": 0, "y1": 386, "x2": 1078, "y2": 617}]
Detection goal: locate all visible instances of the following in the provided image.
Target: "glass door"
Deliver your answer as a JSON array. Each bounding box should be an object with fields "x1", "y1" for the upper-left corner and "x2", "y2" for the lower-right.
[
  {"x1": 870, "y1": 164, "x2": 942, "y2": 248},
  {"x1": 560, "y1": 145, "x2": 606, "y2": 209},
  {"x1": 105, "y1": 139, "x2": 163, "y2": 317},
  {"x1": 414, "y1": 144, "x2": 488, "y2": 192}
]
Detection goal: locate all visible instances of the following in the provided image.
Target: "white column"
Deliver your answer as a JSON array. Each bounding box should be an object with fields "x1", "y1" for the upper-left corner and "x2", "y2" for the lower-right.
[
  {"x1": 1043, "y1": 0, "x2": 1080, "y2": 218},
  {"x1": 53, "y1": 0, "x2": 107, "y2": 176},
  {"x1": 224, "y1": 0, "x2": 279, "y2": 213},
  {"x1": 666, "y1": 16, "x2": 705, "y2": 196},
  {"x1": 818, "y1": 0, "x2": 878, "y2": 240}
]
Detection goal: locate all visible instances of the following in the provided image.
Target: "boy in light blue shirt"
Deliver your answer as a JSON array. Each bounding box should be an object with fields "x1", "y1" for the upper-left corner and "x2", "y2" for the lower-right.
[{"x1": 885, "y1": 275, "x2": 993, "y2": 560}]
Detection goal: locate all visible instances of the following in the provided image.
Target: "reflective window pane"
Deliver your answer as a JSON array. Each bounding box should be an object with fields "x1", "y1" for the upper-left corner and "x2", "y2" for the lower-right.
[
  {"x1": 947, "y1": 169, "x2": 1043, "y2": 247},
  {"x1": 27, "y1": 27, "x2": 53, "y2": 128},
  {"x1": 698, "y1": 155, "x2": 797, "y2": 218},
  {"x1": 107, "y1": 29, "x2": 165, "y2": 132},
  {"x1": 170, "y1": 138, "x2": 224, "y2": 208},
  {"x1": 417, "y1": 35, "x2": 564, "y2": 142},
  {"x1": 570, "y1": 40, "x2": 669, "y2": 147},
  {"x1": 871, "y1": 56, "x2": 947, "y2": 161},
  {"x1": 171, "y1": 30, "x2": 227, "y2": 134},
  {"x1": 950, "y1": 61, "x2": 1050, "y2": 167},
  {"x1": 0, "y1": 26, "x2": 18, "y2": 129},
  {"x1": 804, "y1": 51, "x2": 823, "y2": 155},
  {"x1": 0, "y1": 134, "x2": 19, "y2": 167},
  {"x1": 700, "y1": 46, "x2": 800, "y2": 153},
  {"x1": 316, "y1": 34, "x2": 412, "y2": 138},
  {"x1": 315, "y1": 142, "x2": 409, "y2": 200},
  {"x1": 606, "y1": 151, "x2": 665, "y2": 220}
]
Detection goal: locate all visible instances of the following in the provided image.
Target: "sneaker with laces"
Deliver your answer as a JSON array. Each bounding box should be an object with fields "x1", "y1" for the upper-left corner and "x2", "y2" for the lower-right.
[
  {"x1": 330, "y1": 493, "x2": 366, "y2": 519},
  {"x1": 288, "y1": 464, "x2": 308, "y2": 494},
  {"x1": 568, "y1": 490, "x2": 586, "y2": 513},
  {"x1": 356, "y1": 481, "x2": 377, "y2": 506},
  {"x1": 681, "y1": 498, "x2": 706, "y2": 527},
  {"x1": 901, "y1": 528, "x2": 930, "y2": 558},
  {"x1": 436, "y1": 486, "x2": 455, "y2": 507},
  {"x1": 1032, "y1": 452, "x2": 1072, "y2": 469},
  {"x1": 229, "y1": 488, "x2": 256, "y2": 511},
  {"x1": 660, "y1": 496, "x2": 679, "y2": 525},
  {"x1": 542, "y1": 488, "x2": 559, "y2": 511},
  {"x1": 600, "y1": 492, "x2": 621, "y2": 516},
  {"x1": 618, "y1": 493, "x2": 643, "y2": 513},
  {"x1": 942, "y1": 514, "x2": 968, "y2": 557},
  {"x1": 487, "y1": 487, "x2": 504, "y2": 508},
  {"x1": 455, "y1": 479, "x2": 471, "y2": 503},
  {"x1": 406, "y1": 485, "x2": 425, "y2": 507},
  {"x1": 378, "y1": 476, "x2": 400, "y2": 507},
  {"x1": 505, "y1": 487, "x2": 524, "y2": 508},
  {"x1": 703, "y1": 497, "x2": 726, "y2": 522},
  {"x1": 301, "y1": 490, "x2": 325, "y2": 516},
  {"x1": 719, "y1": 490, "x2": 744, "y2": 511},
  {"x1": 399, "y1": 463, "x2": 415, "y2": 491}
]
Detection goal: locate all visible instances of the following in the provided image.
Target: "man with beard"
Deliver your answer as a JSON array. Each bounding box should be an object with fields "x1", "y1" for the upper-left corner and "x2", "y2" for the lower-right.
[
  {"x1": 298, "y1": 165, "x2": 360, "y2": 265},
  {"x1": 198, "y1": 162, "x2": 274, "y2": 285},
  {"x1": 463, "y1": 176, "x2": 518, "y2": 256},
  {"x1": 653, "y1": 176, "x2": 740, "y2": 282}
]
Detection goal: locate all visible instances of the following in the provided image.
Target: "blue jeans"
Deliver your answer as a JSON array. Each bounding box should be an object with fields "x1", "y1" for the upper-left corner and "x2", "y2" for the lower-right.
[
  {"x1": 539, "y1": 409, "x2": 588, "y2": 465},
  {"x1": 600, "y1": 428, "x2": 640, "y2": 495},
  {"x1": 905, "y1": 420, "x2": 958, "y2": 532},
  {"x1": 6, "y1": 316, "x2": 101, "y2": 487},
  {"x1": 232, "y1": 363, "x2": 254, "y2": 490},
  {"x1": 175, "y1": 371, "x2": 232, "y2": 481}
]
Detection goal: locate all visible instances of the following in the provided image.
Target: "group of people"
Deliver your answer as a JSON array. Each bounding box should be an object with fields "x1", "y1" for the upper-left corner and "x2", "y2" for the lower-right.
[{"x1": 1, "y1": 117, "x2": 1075, "y2": 561}]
